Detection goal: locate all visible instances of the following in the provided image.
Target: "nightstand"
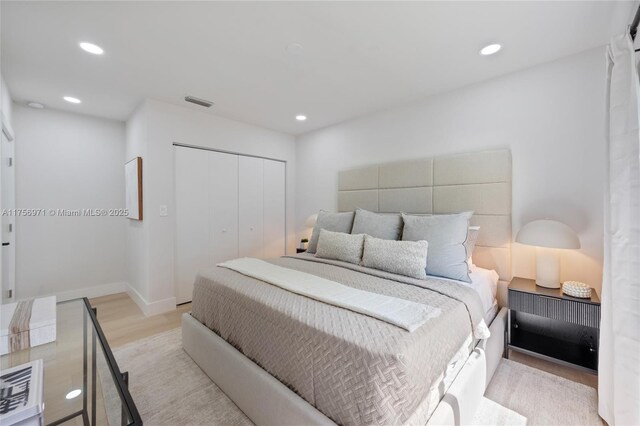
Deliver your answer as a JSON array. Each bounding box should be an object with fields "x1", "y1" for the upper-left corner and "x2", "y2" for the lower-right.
[
  {"x1": 507, "y1": 277, "x2": 600, "y2": 374},
  {"x1": 296, "y1": 248, "x2": 307, "y2": 254}
]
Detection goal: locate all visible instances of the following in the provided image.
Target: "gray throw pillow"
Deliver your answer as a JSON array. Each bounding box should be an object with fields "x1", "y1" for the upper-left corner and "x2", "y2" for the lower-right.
[
  {"x1": 401, "y1": 211, "x2": 473, "y2": 282},
  {"x1": 361, "y1": 235, "x2": 428, "y2": 279},
  {"x1": 315, "y1": 229, "x2": 365, "y2": 264},
  {"x1": 351, "y1": 208, "x2": 403, "y2": 240},
  {"x1": 308, "y1": 210, "x2": 355, "y2": 253}
]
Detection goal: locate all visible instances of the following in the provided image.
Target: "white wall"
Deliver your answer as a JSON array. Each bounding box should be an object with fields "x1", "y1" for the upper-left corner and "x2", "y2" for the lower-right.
[
  {"x1": 296, "y1": 47, "x2": 607, "y2": 293},
  {"x1": 14, "y1": 104, "x2": 128, "y2": 299},
  {"x1": 126, "y1": 99, "x2": 296, "y2": 314},
  {"x1": 124, "y1": 103, "x2": 150, "y2": 308}
]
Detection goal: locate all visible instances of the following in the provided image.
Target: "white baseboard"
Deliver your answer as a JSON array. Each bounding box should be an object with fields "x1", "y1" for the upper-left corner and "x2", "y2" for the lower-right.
[
  {"x1": 56, "y1": 281, "x2": 128, "y2": 302},
  {"x1": 16, "y1": 281, "x2": 176, "y2": 317},
  {"x1": 126, "y1": 284, "x2": 176, "y2": 316}
]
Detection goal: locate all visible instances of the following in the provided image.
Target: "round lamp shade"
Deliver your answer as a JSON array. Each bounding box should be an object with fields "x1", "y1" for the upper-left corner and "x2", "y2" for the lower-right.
[
  {"x1": 516, "y1": 219, "x2": 580, "y2": 249},
  {"x1": 305, "y1": 213, "x2": 318, "y2": 228}
]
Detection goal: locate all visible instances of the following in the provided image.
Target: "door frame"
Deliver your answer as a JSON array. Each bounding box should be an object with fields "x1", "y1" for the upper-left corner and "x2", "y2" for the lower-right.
[
  {"x1": 1, "y1": 111, "x2": 15, "y2": 302},
  {"x1": 172, "y1": 142, "x2": 286, "y2": 164}
]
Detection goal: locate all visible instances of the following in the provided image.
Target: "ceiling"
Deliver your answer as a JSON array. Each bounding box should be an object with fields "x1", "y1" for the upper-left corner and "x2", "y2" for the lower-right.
[{"x1": 1, "y1": 1, "x2": 636, "y2": 135}]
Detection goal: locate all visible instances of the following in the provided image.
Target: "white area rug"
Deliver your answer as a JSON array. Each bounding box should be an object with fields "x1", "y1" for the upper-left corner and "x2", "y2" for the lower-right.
[
  {"x1": 114, "y1": 329, "x2": 251, "y2": 426},
  {"x1": 114, "y1": 329, "x2": 602, "y2": 426},
  {"x1": 473, "y1": 359, "x2": 602, "y2": 426}
]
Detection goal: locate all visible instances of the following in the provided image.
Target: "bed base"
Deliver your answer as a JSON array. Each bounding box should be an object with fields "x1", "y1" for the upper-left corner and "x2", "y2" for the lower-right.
[{"x1": 182, "y1": 307, "x2": 507, "y2": 426}]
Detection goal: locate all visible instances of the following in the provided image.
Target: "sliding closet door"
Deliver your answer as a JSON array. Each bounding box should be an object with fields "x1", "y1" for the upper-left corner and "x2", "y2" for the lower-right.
[
  {"x1": 209, "y1": 151, "x2": 239, "y2": 263},
  {"x1": 175, "y1": 147, "x2": 286, "y2": 304},
  {"x1": 263, "y1": 159, "x2": 286, "y2": 258},
  {"x1": 238, "y1": 156, "x2": 264, "y2": 258},
  {"x1": 174, "y1": 146, "x2": 210, "y2": 304}
]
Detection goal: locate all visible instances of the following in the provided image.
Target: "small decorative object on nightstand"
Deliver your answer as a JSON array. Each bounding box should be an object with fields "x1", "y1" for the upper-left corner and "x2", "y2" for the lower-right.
[
  {"x1": 562, "y1": 281, "x2": 592, "y2": 298},
  {"x1": 507, "y1": 277, "x2": 600, "y2": 374},
  {"x1": 515, "y1": 219, "x2": 581, "y2": 288}
]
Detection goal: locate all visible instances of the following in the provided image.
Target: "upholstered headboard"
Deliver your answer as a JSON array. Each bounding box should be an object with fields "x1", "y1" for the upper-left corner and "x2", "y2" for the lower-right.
[{"x1": 337, "y1": 149, "x2": 512, "y2": 296}]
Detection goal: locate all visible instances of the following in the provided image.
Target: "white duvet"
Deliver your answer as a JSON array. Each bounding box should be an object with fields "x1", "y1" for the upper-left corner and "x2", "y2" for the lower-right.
[
  {"x1": 461, "y1": 265, "x2": 499, "y2": 318},
  {"x1": 427, "y1": 264, "x2": 499, "y2": 320}
]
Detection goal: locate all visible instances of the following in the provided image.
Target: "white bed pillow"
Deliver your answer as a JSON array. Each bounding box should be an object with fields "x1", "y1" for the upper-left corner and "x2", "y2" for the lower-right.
[
  {"x1": 315, "y1": 229, "x2": 365, "y2": 264},
  {"x1": 361, "y1": 235, "x2": 429, "y2": 279},
  {"x1": 465, "y1": 226, "x2": 480, "y2": 259}
]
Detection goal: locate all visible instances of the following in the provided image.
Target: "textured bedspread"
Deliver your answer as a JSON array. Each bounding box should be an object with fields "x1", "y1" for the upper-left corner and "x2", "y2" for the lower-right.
[{"x1": 191, "y1": 255, "x2": 485, "y2": 425}]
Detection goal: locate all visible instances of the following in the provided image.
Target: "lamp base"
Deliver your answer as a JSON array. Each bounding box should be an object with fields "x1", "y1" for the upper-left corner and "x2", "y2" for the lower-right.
[
  {"x1": 535, "y1": 247, "x2": 561, "y2": 289},
  {"x1": 535, "y1": 279, "x2": 561, "y2": 289}
]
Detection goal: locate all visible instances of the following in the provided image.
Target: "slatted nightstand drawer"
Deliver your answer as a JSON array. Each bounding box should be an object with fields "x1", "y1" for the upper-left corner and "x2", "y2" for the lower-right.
[
  {"x1": 509, "y1": 289, "x2": 601, "y2": 328},
  {"x1": 509, "y1": 289, "x2": 535, "y2": 313},
  {"x1": 507, "y1": 277, "x2": 600, "y2": 374}
]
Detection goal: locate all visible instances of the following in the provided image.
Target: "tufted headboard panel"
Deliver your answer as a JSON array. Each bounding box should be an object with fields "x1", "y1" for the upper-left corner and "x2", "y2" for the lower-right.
[{"x1": 337, "y1": 149, "x2": 512, "y2": 292}]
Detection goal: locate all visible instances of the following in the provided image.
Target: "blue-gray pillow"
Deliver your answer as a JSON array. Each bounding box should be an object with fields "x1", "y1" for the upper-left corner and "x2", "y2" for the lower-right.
[
  {"x1": 351, "y1": 208, "x2": 403, "y2": 240},
  {"x1": 401, "y1": 211, "x2": 473, "y2": 282},
  {"x1": 308, "y1": 210, "x2": 355, "y2": 253}
]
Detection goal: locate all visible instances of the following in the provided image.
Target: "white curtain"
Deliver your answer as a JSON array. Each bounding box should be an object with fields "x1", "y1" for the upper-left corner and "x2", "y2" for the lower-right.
[{"x1": 599, "y1": 33, "x2": 640, "y2": 425}]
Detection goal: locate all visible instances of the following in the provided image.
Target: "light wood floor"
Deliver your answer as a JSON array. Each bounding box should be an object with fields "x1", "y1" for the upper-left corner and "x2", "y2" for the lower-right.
[
  {"x1": 89, "y1": 292, "x2": 192, "y2": 348},
  {"x1": 508, "y1": 349, "x2": 597, "y2": 389},
  {"x1": 89, "y1": 293, "x2": 597, "y2": 389}
]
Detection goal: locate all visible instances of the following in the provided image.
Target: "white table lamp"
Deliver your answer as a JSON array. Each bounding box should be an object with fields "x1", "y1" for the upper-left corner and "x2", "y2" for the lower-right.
[
  {"x1": 305, "y1": 213, "x2": 318, "y2": 228},
  {"x1": 515, "y1": 219, "x2": 580, "y2": 288}
]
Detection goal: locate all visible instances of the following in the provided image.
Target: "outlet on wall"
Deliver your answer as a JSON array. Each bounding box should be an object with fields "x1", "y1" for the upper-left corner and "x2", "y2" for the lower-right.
[{"x1": 159, "y1": 205, "x2": 168, "y2": 217}]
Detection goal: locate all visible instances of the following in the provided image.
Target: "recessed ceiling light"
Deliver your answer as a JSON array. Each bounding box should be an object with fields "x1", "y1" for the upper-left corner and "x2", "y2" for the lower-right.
[
  {"x1": 295, "y1": 115, "x2": 307, "y2": 121},
  {"x1": 66, "y1": 389, "x2": 82, "y2": 400},
  {"x1": 480, "y1": 44, "x2": 501, "y2": 56},
  {"x1": 27, "y1": 102, "x2": 45, "y2": 109},
  {"x1": 63, "y1": 96, "x2": 81, "y2": 104},
  {"x1": 79, "y1": 42, "x2": 104, "y2": 55}
]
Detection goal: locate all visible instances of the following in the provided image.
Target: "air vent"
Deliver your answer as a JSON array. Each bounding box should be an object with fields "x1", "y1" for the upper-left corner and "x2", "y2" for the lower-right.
[{"x1": 184, "y1": 96, "x2": 214, "y2": 108}]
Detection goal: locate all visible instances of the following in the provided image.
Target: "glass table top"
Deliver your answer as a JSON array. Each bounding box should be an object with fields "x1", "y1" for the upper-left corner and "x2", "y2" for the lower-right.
[{"x1": 1, "y1": 298, "x2": 142, "y2": 426}]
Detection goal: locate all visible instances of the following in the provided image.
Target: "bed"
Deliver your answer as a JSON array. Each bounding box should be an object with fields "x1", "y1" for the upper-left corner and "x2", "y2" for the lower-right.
[{"x1": 182, "y1": 149, "x2": 512, "y2": 425}]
